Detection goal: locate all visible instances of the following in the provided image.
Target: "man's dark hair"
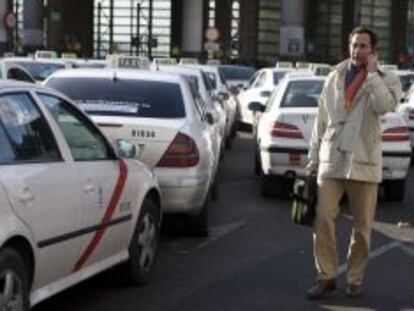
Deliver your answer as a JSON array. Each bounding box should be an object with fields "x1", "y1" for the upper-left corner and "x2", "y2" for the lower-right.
[{"x1": 349, "y1": 26, "x2": 378, "y2": 49}]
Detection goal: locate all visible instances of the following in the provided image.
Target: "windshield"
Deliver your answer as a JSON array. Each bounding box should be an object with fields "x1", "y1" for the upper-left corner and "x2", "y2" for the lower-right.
[
  {"x1": 219, "y1": 66, "x2": 256, "y2": 81},
  {"x1": 399, "y1": 74, "x2": 414, "y2": 92},
  {"x1": 280, "y1": 80, "x2": 324, "y2": 107},
  {"x1": 11, "y1": 61, "x2": 65, "y2": 81},
  {"x1": 46, "y1": 77, "x2": 186, "y2": 118}
]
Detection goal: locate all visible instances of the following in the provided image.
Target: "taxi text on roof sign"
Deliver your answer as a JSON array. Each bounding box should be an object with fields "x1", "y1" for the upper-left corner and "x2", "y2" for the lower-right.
[
  {"x1": 106, "y1": 54, "x2": 150, "y2": 70},
  {"x1": 35, "y1": 50, "x2": 58, "y2": 59}
]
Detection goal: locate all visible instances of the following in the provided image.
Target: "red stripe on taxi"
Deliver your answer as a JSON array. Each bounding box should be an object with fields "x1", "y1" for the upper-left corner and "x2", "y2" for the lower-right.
[{"x1": 72, "y1": 160, "x2": 128, "y2": 272}]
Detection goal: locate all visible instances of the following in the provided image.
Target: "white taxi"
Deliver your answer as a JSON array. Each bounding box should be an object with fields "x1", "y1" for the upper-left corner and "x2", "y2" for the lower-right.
[
  {"x1": 237, "y1": 67, "x2": 295, "y2": 126},
  {"x1": 45, "y1": 68, "x2": 217, "y2": 236},
  {"x1": 156, "y1": 65, "x2": 226, "y2": 161},
  {"x1": 0, "y1": 81, "x2": 162, "y2": 310},
  {"x1": 251, "y1": 76, "x2": 411, "y2": 201}
]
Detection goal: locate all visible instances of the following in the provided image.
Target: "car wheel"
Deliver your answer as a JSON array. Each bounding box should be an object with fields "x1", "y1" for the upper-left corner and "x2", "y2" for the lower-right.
[
  {"x1": 383, "y1": 179, "x2": 406, "y2": 201},
  {"x1": 0, "y1": 248, "x2": 30, "y2": 311},
  {"x1": 261, "y1": 175, "x2": 277, "y2": 197},
  {"x1": 187, "y1": 191, "x2": 210, "y2": 237},
  {"x1": 254, "y1": 146, "x2": 262, "y2": 176},
  {"x1": 127, "y1": 198, "x2": 160, "y2": 285}
]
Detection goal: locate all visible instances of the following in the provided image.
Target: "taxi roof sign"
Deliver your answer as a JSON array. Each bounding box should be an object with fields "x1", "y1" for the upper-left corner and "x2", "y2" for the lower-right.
[
  {"x1": 152, "y1": 58, "x2": 177, "y2": 66},
  {"x1": 35, "y1": 50, "x2": 58, "y2": 59},
  {"x1": 106, "y1": 55, "x2": 150, "y2": 70},
  {"x1": 179, "y1": 58, "x2": 199, "y2": 65},
  {"x1": 61, "y1": 53, "x2": 77, "y2": 59}
]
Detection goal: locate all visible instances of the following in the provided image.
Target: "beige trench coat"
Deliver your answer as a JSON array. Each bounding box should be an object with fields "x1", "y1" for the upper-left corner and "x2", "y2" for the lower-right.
[{"x1": 308, "y1": 59, "x2": 403, "y2": 183}]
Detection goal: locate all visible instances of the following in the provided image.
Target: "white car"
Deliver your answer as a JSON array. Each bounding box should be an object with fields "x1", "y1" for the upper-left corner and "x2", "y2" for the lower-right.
[
  {"x1": 0, "y1": 81, "x2": 162, "y2": 309},
  {"x1": 157, "y1": 65, "x2": 226, "y2": 161},
  {"x1": 184, "y1": 64, "x2": 238, "y2": 147},
  {"x1": 237, "y1": 67, "x2": 294, "y2": 126},
  {"x1": 45, "y1": 68, "x2": 217, "y2": 236},
  {"x1": 217, "y1": 65, "x2": 256, "y2": 94},
  {"x1": 252, "y1": 76, "x2": 411, "y2": 201}
]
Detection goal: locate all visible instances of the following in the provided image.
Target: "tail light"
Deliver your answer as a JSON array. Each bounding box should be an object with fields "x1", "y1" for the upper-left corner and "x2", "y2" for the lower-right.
[
  {"x1": 157, "y1": 132, "x2": 199, "y2": 167},
  {"x1": 270, "y1": 121, "x2": 304, "y2": 139},
  {"x1": 381, "y1": 126, "x2": 409, "y2": 141},
  {"x1": 409, "y1": 108, "x2": 414, "y2": 120}
]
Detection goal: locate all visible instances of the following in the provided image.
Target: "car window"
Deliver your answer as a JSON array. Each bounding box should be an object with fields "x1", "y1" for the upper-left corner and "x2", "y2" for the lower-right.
[
  {"x1": 7, "y1": 68, "x2": 35, "y2": 83},
  {"x1": 280, "y1": 80, "x2": 324, "y2": 107},
  {"x1": 12, "y1": 61, "x2": 65, "y2": 81},
  {"x1": 219, "y1": 66, "x2": 256, "y2": 81},
  {"x1": 252, "y1": 72, "x2": 266, "y2": 88},
  {"x1": 202, "y1": 71, "x2": 215, "y2": 91},
  {"x1": 46, "y1": 77, "x2": 186, "y2": 119},
  {"x1": 188, "y1": 81, "x2": 207, "y2": 120},
  {"x1": 0, "y1": 93, "x2": 61, "y2": 164},
  {"x1": 38, "y1": 94, "x2": 115, "y2": 161},
  {"x1": 204, "y1": 72, "x2": 217, "y2": 89},
  {"x1": 273, "y1": 71, "x2": 289, "y2": 85}
]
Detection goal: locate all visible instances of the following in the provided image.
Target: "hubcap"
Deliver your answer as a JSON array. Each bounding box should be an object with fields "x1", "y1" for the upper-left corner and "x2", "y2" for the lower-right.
[
  {"x1": 137, "y1": 213, "x2": 157, "y2": 269},
  {"x1": 0, "y1": 270, "x2": 24, "y2": 311}
]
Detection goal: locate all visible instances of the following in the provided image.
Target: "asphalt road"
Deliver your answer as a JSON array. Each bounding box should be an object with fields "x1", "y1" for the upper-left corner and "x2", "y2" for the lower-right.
[{"x1": 34, "y1": 131, "x2": 414, "y2": 311}]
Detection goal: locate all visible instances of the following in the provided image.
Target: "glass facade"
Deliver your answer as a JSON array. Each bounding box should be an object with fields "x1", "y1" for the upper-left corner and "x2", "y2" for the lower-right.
[
  {"x1": 310, "y1": 0, "x2": 344, "y2": 63},
  {"x1": 93, "y1": 0, "x2": 171, "y2": 58},
  {"x1": 359, "y1": 0, "x2": 391, "y2": 61},
  {"x1": 257, "y1": 0, "x2": 281, "y2": 62}
]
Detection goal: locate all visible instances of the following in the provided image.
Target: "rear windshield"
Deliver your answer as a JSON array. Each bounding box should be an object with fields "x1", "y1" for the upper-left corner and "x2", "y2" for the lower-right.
[
  {"x1": 46, "y1": 77, "x2": 185, "y2": 118},
  {"x1": 11, "y1": 61, "x2": 65, "y2": 81},
  {"x1": 281, "y1": 80, "x2": 324, "y2": 107},
  {"x1": 219, "y1": 66, "x2": 256, "y2": 81}
]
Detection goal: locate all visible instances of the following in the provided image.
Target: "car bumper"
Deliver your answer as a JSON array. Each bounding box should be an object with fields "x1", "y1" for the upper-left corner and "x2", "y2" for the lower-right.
[
  {"x1": 261, "y1": 146, "x2": 411, "y2": 180},
  {"x1": 154, "y1": 169, "x2": 210, "y2": 215}
]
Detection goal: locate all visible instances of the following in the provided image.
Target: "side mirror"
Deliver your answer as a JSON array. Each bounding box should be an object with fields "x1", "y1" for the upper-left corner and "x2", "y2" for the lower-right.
[
  {"x1": 248, "y1": 101, "x2": 265, "y2": 112},
  {"x1": 205, "y1": 112, "x2": 215, "y2": 125},
  {"x1": 218, "y1": 92, "x2": 230, "y2": 101},
  {"x1": 116, "y1": 139, "x2": 137, "y2": 158},
  {"x1": 260, "y1": 90, "x2": 272, "y2": 98}
]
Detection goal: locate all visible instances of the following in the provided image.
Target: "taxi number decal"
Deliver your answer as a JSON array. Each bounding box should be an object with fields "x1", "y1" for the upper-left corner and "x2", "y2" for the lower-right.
[
  {"x1": 132, "y1": 129, "x2": 156, "y2": 138},
  {"x1": 73, "y1": 160, "x2": 128, "y2": 272}
]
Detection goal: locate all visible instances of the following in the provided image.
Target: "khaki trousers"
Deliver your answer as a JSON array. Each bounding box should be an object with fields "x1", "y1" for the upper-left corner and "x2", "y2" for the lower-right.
[{"x1": 313, "y1": 177, "x2": 378, "y2": 286}]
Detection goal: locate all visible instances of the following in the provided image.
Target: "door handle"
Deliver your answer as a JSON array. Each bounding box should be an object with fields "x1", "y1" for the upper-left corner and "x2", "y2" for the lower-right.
[
  {"x1": 84, "y1": 184, "x2": 95, "y2": 194},
  {"x1": 18, "y1": 187, "x2": 35, "y2": 203}
]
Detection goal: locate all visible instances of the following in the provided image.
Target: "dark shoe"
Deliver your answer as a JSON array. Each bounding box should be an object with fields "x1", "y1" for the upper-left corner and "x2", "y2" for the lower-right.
[
  {"x1": 346, "y1": 284, "x2": 362, "y2": 298},
  {"x1": 307, "y1": 279, "x2": 336, "y2": 300}
]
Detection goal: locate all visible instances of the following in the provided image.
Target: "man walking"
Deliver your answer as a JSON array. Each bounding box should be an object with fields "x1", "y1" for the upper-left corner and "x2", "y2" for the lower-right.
[{"x1": 306, "y1": 27, "x2": 402, "y2": 299}]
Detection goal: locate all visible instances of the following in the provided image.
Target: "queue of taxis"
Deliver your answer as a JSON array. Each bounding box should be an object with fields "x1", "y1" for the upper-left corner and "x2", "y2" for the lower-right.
[
  {"x1": 155, "y1": 65, "x2": 227, "y2": 163},
  {"x1": 182, "y1": 64, "x2": 238, "y2": 148},
  {"x1": 250, "y1": 75, "x2": 411, "y2": 201},
  {"x1": 44, "y1": 57, "x2": 219, "y2": 237},
  {"x1": 0, "y1": 81, "x2": 162, "y2": 310}
]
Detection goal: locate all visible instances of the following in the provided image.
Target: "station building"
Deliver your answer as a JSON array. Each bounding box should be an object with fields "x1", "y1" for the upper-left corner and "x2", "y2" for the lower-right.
[{"x1": 0, "y1": 0, "x2": 413, "y2": 66}]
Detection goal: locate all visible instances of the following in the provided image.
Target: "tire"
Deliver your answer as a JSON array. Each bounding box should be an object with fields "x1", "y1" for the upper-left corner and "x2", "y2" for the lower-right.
[
  {"x1": 210, "y1": 170, "x2": 219, "y2": 201},
  {"x1": 383, "y1": 179, "x2": 406, "y2": 201},
  {"x1": 127, "y1": 198, "x2": 160, "y2": 285},
  {"x1": 187, "y1": 192, "x2": 210, "y2": 237},
  {"x1": 261, "y1": 175, "x2": 277, "y2": 197},
  {"x1": 0, "y1": 248, "x2": 30, "y2": 311},
  {"x1": 254, "y1": 145, "x2": 261, "y2": 176}
]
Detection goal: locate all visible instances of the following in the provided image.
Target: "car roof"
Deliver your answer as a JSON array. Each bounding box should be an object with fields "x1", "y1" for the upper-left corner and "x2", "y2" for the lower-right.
[
  {"x1": 283, "y1": 75, "x2": 326, "y2": 82},
  {"x1": 47, "y1": 68, "x2": 187, "y2": 84}
]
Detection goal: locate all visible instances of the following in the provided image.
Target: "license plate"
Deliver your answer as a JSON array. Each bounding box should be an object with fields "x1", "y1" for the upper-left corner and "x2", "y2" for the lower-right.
[{"x1": 289, "y1": 153, "x2": 301, "y2": 166}]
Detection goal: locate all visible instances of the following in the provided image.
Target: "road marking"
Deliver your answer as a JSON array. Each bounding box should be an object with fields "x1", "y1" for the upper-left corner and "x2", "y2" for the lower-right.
[
  {"x1": 337, "y1": 241, "x2": 402, "y2": 276},
  {"x1": 178, "y1": 221, "x2": 245, "y2": 254}
]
